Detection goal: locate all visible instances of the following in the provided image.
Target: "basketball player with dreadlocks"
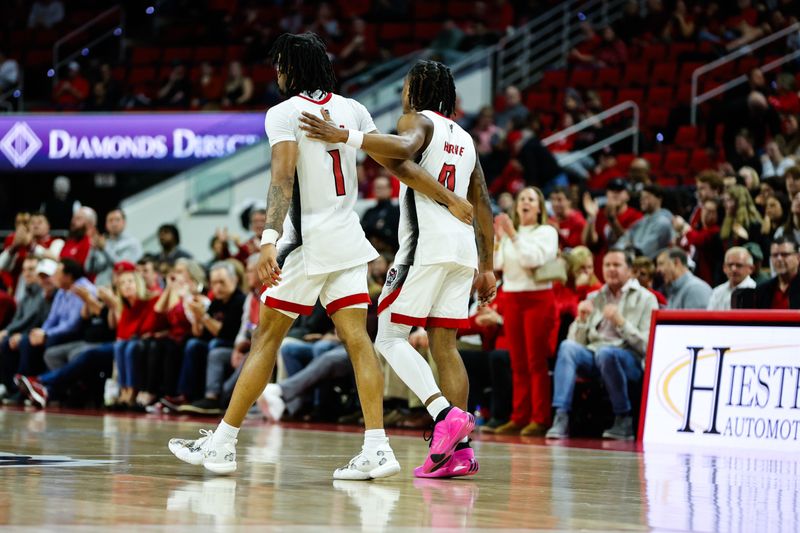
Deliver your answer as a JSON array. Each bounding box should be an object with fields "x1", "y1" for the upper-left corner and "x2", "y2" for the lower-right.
[
  {"x1": 300, "y1": 60, "x2": 496, "y2": 478},
  {"x1": 167, "y1": 35, "x2": 473, "y2": 480}
]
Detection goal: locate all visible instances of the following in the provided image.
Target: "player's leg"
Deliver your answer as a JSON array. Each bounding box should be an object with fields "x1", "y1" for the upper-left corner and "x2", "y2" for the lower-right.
[
  {"x1": 322, "y1": 264, "x2": 400, "y2": 480},
  {"x1": 414, "y1": 264, "x2": 478, "y2": 478},
  {"x1": 168, "y1": 248, "x2": 312, "y2": 475},
  {"x1": 332, "y1": 307, "x2": 384, "y2": 430},
  {"x1": 223, "y1": 306, "x2": 295, "y2": 427},
  {"x1": 375, "y1": 264, "x2": 474, "y2": 476}
]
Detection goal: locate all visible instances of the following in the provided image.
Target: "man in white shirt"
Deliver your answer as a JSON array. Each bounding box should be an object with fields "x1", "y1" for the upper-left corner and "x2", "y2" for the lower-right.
[{"x1": 707, "y1": 247, "x2": 756, "y2": 311}]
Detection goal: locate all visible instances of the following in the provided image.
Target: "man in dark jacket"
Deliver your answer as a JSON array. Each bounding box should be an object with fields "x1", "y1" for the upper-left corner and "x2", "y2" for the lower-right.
[{"x1": 733, "y1": 236, "x2": 800, "y2": 309}]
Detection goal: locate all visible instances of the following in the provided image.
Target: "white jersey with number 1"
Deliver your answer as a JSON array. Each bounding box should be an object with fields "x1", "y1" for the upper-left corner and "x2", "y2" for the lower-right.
[
  {"x1": 264, "y1": 91, "x2": 378, "y2": 276},
  {"x1": 395, "y1": 109, "x2": 478, "y2": 269}
]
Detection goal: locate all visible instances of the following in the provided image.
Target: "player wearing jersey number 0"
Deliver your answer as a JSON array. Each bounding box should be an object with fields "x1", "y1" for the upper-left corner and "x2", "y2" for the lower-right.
[
  {"x1": 300, "y1": 60, "x2": 496, "y2": 478},
  {"x1": 167, "y1": 34, "x2": 472, "y2": 480}
]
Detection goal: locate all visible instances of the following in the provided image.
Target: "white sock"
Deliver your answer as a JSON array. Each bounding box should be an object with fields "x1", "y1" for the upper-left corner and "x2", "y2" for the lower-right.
[
  {"x1": 363, "y1": 429, "x2": 388, "y2": 452},
  {"x1": 426, "y1": 396, "x2": 450, "y2": 420},
  {"x1": 213, "y1": 420, "x2": 240, "y2": 444},
  {"x1": 375, "y1": 313, "x2": 442, "y2": 407}
]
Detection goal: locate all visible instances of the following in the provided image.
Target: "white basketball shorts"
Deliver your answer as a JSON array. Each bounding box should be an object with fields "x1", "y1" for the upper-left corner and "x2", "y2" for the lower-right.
[
  {"x1": 376, "y1": 262, "x2": 474, "y2": 328},
  {"x1": 260, "y1": 247, "x2": 371, "y2": 319}
]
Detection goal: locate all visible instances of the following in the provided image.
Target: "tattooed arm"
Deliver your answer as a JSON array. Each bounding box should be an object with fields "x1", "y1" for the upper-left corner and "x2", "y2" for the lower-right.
[
  {"x1": 468, "y1": 152, "x2": 496, "y2": 305},
  {"x1": 258, "y1": 140, "x2": 299, "y2": 287}
]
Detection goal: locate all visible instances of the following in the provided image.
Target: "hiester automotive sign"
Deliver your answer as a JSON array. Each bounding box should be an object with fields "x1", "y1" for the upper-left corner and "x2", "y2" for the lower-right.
[
  {"x1": 640, "y1": 311, "x2": 800, "y2": 451},
  {"x1": 0, "y1": 112, "x2": 265, "y2": 172}
]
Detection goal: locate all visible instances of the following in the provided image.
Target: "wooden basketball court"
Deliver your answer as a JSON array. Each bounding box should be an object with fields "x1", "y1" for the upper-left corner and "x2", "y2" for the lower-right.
[{"x1": 1, "y1": 408, "x2": 797, "y2": 531}]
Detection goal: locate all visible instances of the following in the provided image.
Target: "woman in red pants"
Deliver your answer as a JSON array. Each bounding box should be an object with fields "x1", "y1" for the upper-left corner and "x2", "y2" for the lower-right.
[{"x1": 493, "y1": 186, "x2": 559, "y2": 436}]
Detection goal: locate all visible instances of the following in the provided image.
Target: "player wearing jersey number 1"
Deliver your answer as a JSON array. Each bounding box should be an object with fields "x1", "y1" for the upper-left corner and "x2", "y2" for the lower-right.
[
  {"x1": 167, "y1": 34, "x2": 473, "y2": 480},
  {"x1": 300, "y1": 60, "x2": 496, "y2": 478}
]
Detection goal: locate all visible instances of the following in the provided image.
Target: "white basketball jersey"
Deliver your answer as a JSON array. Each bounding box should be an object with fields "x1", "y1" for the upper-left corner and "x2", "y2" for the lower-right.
[
  {"x1": 395, "y1": 110, "x2": 478, "y2": 269},
  {"x1": 264, "y1": 92, "x2": 378, "y2": 275}
]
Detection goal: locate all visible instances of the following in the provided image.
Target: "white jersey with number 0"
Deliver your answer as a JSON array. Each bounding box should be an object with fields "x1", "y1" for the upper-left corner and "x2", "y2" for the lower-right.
[
  {"x1": 264, "y1": 92, "x2": 378, "y2": 276},
  {"x1": 395, "y1": 110, "x2": 478, "y2": 269}
]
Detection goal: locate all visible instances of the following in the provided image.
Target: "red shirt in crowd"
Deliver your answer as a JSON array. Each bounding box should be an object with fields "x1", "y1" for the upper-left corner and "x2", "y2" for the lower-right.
[
  {"x1": 550, "y1": 210, "x2": 587, "y2": 249},
  {"x1": 771, "y1": 286, "x2": 790, "y2": 310},
  {"x1": 60, "y1": 235, "x2": 91, "y2": 266},
  {"x1": 117, "y1": 297, "x2": 158, "y2": 340},
  {"x1": 684, "y1": 224, "x2": 721, "y2": 285},
  {"x1": 164, "y1": 300, "x2": 193, "y2": 343},
  {"x1": 1, "y1": 233, "x2": 54, "y2": 292},
  {"x1": 53, "y1": 75, "x2": 90, "y2": 109}
]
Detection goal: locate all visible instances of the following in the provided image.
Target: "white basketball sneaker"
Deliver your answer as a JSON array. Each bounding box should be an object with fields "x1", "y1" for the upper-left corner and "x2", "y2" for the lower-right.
[
  {"x1": 168, "y1": 429, "x2": 237, "y2": 474},
  {"x1": 333, "y1": 444, "x2": 401, "y2": 480}
]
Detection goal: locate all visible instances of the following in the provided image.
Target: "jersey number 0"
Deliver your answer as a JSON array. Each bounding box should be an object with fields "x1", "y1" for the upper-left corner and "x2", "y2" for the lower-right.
[
  {"x1": 438, "y1": 163, "x2": 456, "y2": 192},
  {"x1": 328, "y1": 149, "x2": 346, "y2": 197}
]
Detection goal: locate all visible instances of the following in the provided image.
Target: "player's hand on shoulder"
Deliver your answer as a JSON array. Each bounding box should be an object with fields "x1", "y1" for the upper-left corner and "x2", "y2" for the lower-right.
[
  {"x1": 299, "y1": 109, "x2": 348, "y2": 144},
  {"x1": 257, "y1": 244, "x2": 282, "y2": 287}
]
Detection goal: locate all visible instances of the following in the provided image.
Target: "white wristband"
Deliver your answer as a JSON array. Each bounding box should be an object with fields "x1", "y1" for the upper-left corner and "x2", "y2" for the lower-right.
[
  {"x1": 345, "y1": 130, "x2": 364, "y2": 149},
  {"x1": 260, "y1": 229, "x2": 280, "y2": 247}
]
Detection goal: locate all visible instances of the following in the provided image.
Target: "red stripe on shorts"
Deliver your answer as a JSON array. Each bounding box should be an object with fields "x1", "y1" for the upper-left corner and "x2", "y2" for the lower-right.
[
  {"x1": 390, "y1": 313, "x2": 428, "y2": 327},
  {"x1": 326, "y1": 293, "x2": 371, "y2": 315},
  {"x1": 377, "y1": 284, "x2": 403, "y2": 315},
  {"x1": 426, "y1": 317, "x2": 471, "y2": 329},
  {"x1": 265, "y1": 296, "x2": 314, "y2": 315}
]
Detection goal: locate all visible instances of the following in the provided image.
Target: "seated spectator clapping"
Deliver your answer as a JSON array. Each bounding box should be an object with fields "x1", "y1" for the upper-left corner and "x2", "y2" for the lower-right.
[{"x1": 547, "y1": 250, "x2": 657, "y2": 441}]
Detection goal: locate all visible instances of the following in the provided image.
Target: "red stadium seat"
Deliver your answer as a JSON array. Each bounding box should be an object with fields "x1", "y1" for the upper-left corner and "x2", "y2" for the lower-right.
[
  {"x1": 414, "y1": 22, "x2": 440, "y2": 41},
  {"x1": 616, "y1": 153, "x2": 635, "y2": 171},
  {"x1": 413, "y1": 1, "x2": 443, "y2": 19},
  {"x1": 622, "y1": 62, "x2": 649, "y2": 87},
  {"x1": 392, "y1": 42, "x2": 419, "y2": 57},
  {"x1": 595, "y1": 89, "x2": 614, "y2": 108},
  {"x1": 595, "y1": 67, "x2": 620, "y2": 88},
  {"x1": 663, "y1": 150, "x2": 690, "y2": 174},
  {"x1": 380, "y1": 23, "x2": 412, "y2": 40},
  {"x1": 737, "y1": 56, "x2": 759, "y2": 75},
  {"x1": 674, "y1": 125, "x2": 699, "y2": 149},
  {"x1": 668, "y1": 42, "x2": 697, "y2": 60},
  {"x1": 689, "y1": 148, "x2": 714, "y2": 173},
  {"x1": 647, "y1": 86, "x2": 674, "y2": 107},
  {"x1": 641, "y1": 43, "x2": 667, "y2": 63},
  {"x1": 194, "y1": 47, "x2": 224, "y2": 63},
  {"x1": 131, "y1": 47, "x2": 161, "y2": 65},
  {"x1": 540, "y1": 69, "x2": 567, "y2": 90},
  {"x1": 251, "y1": 65, "x2": 276, "y2": 85},
  {"x1": 641, "y1": 152, "x2": 663, "y2": 171},
  {"x1": 645, "y1": 107, "x2": 669, "y2": 130},
  {"x1": 679, "y1": 62, "x2": 704, "y2": 84},
  {"x1": 225, "y1": 45, "x2": 245, "y2": 62},
  {"x1": 162, "y1": 47, "x2": 193, "y2": 63},
  {"x1": 526, "y1": 91, "x2": 552, "y2": 111},
  {"x1": 651, "y1": 62, "x2": 677, "y2": 86},
  {"x1": 25, "y1": 49, "x2": 51, "y2": 67},
  {"x1": 617, "y1": 88, "x2": 644, "y2": 107},
  {"x1": 128, "y1": 67, "x2": 156, "y2": 85},
  {"x1": 568, "y1": 69, "x2": 594, "y2": 89}
]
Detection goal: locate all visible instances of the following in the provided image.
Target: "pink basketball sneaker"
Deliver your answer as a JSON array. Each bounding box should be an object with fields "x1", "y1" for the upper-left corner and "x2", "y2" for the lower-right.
[
  {"x1": 419, "y1": 407, "x2": 475, "y2": 475},
  {"x1": 414, "y1": 443, "x2": 479, "y2": 478}
]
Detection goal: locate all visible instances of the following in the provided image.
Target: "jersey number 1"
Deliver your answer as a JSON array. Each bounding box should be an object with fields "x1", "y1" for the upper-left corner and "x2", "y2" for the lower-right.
[
  {"x1": 328, "y1": 149, "x2": 346, "y2": 197},
  {"x1": 438, "y1": 163, "x2": 456, "y2": 192}
]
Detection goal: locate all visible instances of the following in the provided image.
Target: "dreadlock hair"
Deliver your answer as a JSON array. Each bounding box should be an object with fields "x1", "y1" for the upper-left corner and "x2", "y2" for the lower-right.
[
  {"x1": 269, "y1": 32, "x2": 336, "y2": 97},
  {"x1": 406, "y1": 60, "x2": 456, "y2": 117}
]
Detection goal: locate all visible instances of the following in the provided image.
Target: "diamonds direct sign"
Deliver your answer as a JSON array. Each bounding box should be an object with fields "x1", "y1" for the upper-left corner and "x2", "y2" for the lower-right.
[{"x1": 0, "y1": 112, "x2": 265, "y2": 172}]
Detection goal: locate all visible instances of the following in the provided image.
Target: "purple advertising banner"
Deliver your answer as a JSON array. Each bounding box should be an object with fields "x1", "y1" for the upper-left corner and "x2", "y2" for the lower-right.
[{"x1": 0, "y1": 112, "x2": 266, "y2": 172}]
